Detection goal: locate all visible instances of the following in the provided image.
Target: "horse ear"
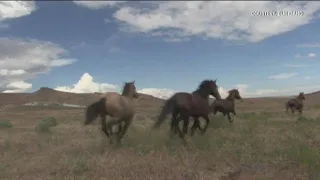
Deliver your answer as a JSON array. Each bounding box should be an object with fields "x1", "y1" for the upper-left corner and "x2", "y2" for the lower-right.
[{"x1": 132, "y1": 80, "x2": 135, "y2": 84}]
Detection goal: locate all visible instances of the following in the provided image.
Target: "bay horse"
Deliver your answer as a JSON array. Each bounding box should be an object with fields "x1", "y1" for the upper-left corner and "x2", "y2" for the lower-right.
[
  {"x1": 285, "y1": 92, "x2": 305, "y2": 115},
  {"x1": 210, "y1": 89, "x2": 242, "y2": 124},
  {"x1": 153, "y1": 79, "x2": 221, "y2": 139},
  {"x1": 84, "y1": 81, "x2": 139, "y2": 143}
]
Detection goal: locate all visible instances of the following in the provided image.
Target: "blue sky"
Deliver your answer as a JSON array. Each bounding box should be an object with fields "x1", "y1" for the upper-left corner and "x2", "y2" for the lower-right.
[{"x1": 0, "y1": 1, "x2": 320, "y2": 98}]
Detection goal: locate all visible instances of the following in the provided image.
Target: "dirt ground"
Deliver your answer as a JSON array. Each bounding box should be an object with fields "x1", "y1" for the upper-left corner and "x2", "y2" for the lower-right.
[{"x1": 0, "y1": 100, "x2": 320, "y2": 180}]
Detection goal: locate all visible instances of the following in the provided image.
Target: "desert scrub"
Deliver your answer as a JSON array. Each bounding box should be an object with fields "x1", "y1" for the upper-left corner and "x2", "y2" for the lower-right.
[
  {"x1": 0, "y1": 119, "x2": 13, "y2": 129},
  {"x1": 71, "y1": 156, "x2": 89, "y2": 175},
  {"x1": 35, "y1": 117, "x2": 58, "y2": 133}
]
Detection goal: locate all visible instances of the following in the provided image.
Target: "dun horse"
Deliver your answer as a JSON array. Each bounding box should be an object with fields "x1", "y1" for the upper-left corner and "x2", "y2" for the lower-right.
[
  {"x1": 84, "y1": 81, "x2": 139, "y2": 143},
  {"x1": 153, "y1": 79, "x2": 221, "y2": 139},
  {"x1": 285, "y1": 92, "x2": 305, "y2": 115},
  {"x1": 211, "y1": 89, "x2": 242, "y2": 124}
]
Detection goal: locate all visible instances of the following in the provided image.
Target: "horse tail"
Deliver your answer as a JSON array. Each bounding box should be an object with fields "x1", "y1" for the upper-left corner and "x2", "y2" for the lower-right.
[
  {"x1": 285, "y1": 101, "x2": 290, "y2": 114},
  {"x1": 153, "y1": 95, "x2": 176, "y2": 129},
  {"x1": 84, "y1": 97, "x2": 106, "y2": 125}
]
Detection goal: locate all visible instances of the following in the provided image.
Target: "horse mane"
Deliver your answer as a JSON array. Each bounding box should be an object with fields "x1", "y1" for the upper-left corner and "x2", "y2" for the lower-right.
[
  {"x1": 121, "y1": 82, "x2": 131, "y2": 96},
  {"x1": 197, "y1": 79, "x2": 213, "y2": 91},
  {"x1": 226, "y1": 89, "x2": 236, "y2": 100},
  {"x1": 297, "y1": 92, "x2": 305, "y2": 100}
]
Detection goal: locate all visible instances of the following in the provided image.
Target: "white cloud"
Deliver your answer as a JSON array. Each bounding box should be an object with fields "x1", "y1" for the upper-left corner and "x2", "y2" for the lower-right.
[
  {"x1": 50, "y1": 59, "x2": 77, "y2": 67},
  {"x1": 218, "y1": 84, "x2": 249, "y2": 99},
  {"x1": 251, "y1": 85, "x2": 320, "y2": 97},
  {"x1": 108, "y1": 47, "x2": 121, "y2": 53},
  {"x1": 55, "y1": 73, "x2": 118, "y2": 93},
  {"x1": 112, "y1": 1, "x2": 320, "y2": 43},
  {"x1": 55, "y1": 72, "x2": 176, "y2": 98},
  {"x1": 3, "y1": 81, "x2": 32, "y2": 93},
  {"x1": 304, "y1": 76, "x2": 311, "y2": 80},
  {"x1": 268, "y1": 73, "x2": 296, "y2": 80},
  {"x1": 53, "y1": 73, "x2": 320, "y2": 99},
  {"x1": 0, "y1": 1, "x2": 37, "y2": 20},
  {"x1": 219, "y1": 83, "x2": 320, "y2": 98},
  {"x1": 284, "y1": 64, "x2": 306, "y2": 68},
  {"x1": 104, "y1": 34, "x2": 122, "y2": 53},
  {"x1": 0, "y1": 69, "x2": 26, "y2": 76},
  {"x1": 71, "y1": 42, "x2": 86, "y2": 50},
  {"x1": 0, "y1": 37, "x2": 77, "y2": 93},
  {"x1": 0, "y1": 1, "x2": 37, "y2": 30},
  {"x1": 296, "y1": 43, "x2": 320, "y2": 48},
  {"x1": 138, "y1": 88, "x2": 176, "y2": 99},
  {"x1": 73, "y1": 1, "x2": 125, "y2": 9},
  {"x1": 308, "y1": 53, "x2": 316, "y2": 58},
  {"x1": 104, "y1": 18, "x2": 112, "y2": 23},
  {"x1": 295, "y1": 53, "x2": 301, "y2": 58}
]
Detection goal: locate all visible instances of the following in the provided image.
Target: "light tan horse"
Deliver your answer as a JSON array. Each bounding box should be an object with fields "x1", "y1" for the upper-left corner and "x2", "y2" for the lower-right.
[{"x1": 84, "y1": 81, "x2": 139, "y2": 143}]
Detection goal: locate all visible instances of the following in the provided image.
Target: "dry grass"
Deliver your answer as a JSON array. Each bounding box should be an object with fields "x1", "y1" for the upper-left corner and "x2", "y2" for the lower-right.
[{"x1": 0, "y1": 104, "x2": 320, "y2": 180}]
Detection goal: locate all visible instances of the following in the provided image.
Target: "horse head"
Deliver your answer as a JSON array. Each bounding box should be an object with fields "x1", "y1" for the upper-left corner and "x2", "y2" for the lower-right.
[
  {"x1": 205, "y1": 79, "x2": 221, "y2": 100},
  {"x1": 298, "y1": 92, "x2": 305, "y2": 100}
]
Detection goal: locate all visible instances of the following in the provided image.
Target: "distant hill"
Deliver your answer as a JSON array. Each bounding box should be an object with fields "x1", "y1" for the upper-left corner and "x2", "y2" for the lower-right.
[
  {"x1": 0, "y1": 87, "x2": 165, "y2": 112},
  {"x1": 0, "y1": 87, "x2": 319, "y2": 113}
]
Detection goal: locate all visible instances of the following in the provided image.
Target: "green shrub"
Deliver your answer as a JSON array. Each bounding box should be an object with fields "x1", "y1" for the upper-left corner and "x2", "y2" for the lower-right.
[
  {"x1": 0, "y1": 119, "x2": 13, "y2": 129},
  {"x1": 35, "y1": 117, "x2": 58, "y2": 133}
]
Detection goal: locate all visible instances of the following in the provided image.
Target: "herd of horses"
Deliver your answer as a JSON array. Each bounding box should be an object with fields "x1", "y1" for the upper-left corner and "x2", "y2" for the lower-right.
[{"x1": 84, "y1": 79, "x2": 306, "y2": 144}]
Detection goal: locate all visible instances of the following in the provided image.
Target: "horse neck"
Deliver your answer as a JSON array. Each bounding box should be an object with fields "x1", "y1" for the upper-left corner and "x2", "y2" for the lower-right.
[
  {"x1": 296, "y1": 96, "x2": 304, "y2": 102},
  {"x1": 194, "y1": 88, "x2": 210, "y2": 99},
  {"x1": 121, "y1": 86, "x2": 135, "y2": 99},
  {"x1": 226, "y1": 93, "x2": 235, "y2": 102}
]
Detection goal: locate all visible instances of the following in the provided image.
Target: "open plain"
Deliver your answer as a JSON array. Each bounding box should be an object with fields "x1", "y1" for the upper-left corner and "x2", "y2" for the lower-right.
[{"x1": 0, "y1": 88, "x2": 320, "y2": 180}]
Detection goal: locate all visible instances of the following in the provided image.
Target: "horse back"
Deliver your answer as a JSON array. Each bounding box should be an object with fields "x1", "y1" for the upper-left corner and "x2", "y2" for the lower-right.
[
  {"x1": 102, "y1": 92, "x2": 135, "y2": 118},
  {"x1": 175, "y1": 92, "x2": 211, "y2": 114},
  {"x1": 287, "y1": 98, "x2": 302, "y2": 108},
  {"x1": 213, "y1": 99, "x2": 234, "y2": 111},
  {"x1": 173, "y1": 92, "x2": 193, "y2": 106}
]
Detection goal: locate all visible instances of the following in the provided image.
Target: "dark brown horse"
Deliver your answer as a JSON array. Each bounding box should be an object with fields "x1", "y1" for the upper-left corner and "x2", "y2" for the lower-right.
[
  {"x1": 210, "y1": 89, "x2": 242, "y2": 123},
  {"x1": 153, "y1": 79, "x2": 221, "y2": 139},
  {"x1": 84, "y1": 81, "x2": 139, "y2": 143},
  {"x1": 286, "y1": 92, "x2": 305, "y2": 115}
]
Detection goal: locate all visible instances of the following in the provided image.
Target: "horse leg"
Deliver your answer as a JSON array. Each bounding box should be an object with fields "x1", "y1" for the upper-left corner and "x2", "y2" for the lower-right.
[
  {"x1": 100, "y1": 113, "x2": 109, "y2": 137},
  {"x1": 117, "y1": 118, "x2": 133, "y2": 143},
  {"x1": 178, "y1": 108, "x2": 189, "y2": 135},
  {"x1": 182, "y1": 117, "x2": 189, "y2": 135},
  {"x1": 178, "y1": 112, "x2": 189, "y2": 139},
  {"x1": 291, "y1": 107, "x2": 295, "y2": 115},
  {"x1": 171, "y1": 109, "x2": 179, "y2": 135},
  {"x1": 116, "y1": 122, "x2": 123, "y2": 136},
  {"x1": 106, "y1": 118, "x2": 123, "y2": 136},
  {"x1": 201, "y1": 115, "x2": 210, "y2": 135},
  {"x1": 190, "y1": 116, "x2": 200, "y2": 136},
  {"x1": 227, "y1": 113, "x2": 233, "y2": 124},
  {"x1": 213, "y1": 109, "x2": 217, "y2": 115},
  {"x1": 232, "y1": 110, "x2": 237, "y2": 121}
]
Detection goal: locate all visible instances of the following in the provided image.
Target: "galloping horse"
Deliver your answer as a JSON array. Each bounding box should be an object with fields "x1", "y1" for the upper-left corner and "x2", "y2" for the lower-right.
[
  {"x1": 285, "y1": 92, "x2": 305, "y2": 115},
  {"x1": 84, "y1": 81, "x2": 139, "y2": 143},
  {"x1": 211, "y1": 89, "x2": 242, "y2": 124},
  {"x1": 153, "y1": 79, "x2": 221, "y2": 139}
]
